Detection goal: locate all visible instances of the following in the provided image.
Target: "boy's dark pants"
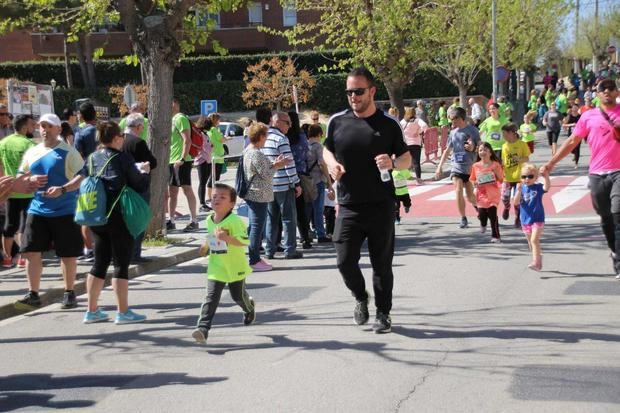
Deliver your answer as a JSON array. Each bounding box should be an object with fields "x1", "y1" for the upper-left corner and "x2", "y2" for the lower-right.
[{"x1": 196, "y1": 279, "x2": 254, "y2": 331}]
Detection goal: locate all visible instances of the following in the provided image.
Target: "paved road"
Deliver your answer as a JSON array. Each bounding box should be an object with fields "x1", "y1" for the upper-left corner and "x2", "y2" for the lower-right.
[
  {"x1": 1, "y1": 129, "x2": 619, "y2": 411},
  {"x1": 0, "y1": 213, "x2": 618, "y2": 412}
]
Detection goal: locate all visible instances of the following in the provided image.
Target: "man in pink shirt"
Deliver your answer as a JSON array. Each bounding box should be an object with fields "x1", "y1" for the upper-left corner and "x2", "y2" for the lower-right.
[{"x1": 542, "y1": 78, "x2": 620, "y2": 278}]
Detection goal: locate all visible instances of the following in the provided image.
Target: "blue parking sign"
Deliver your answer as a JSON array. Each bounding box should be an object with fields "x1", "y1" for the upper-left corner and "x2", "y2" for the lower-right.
[{"x1": 201, "y1": 100, "x2": 218, "y2": 116}]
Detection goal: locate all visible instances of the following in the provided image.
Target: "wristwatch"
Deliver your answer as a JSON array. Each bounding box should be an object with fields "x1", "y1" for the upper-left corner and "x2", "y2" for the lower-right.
[{"x1": 61, "y1": 186, "x2": 66, "y2": 194}]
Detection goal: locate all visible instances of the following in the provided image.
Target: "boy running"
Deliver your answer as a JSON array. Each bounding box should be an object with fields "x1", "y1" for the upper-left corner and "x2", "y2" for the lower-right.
[{"x1": 500, "y1": 123, "x2": 531, "y2": 227}]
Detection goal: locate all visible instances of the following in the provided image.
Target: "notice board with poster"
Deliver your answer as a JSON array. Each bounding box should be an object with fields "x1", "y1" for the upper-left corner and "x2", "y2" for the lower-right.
[
  {"x1": 73, "y1": 98, "x2": 110, "y2": 121},
  {"x1": 6, "y1": 79, "x2": 54, "y2": 118}
]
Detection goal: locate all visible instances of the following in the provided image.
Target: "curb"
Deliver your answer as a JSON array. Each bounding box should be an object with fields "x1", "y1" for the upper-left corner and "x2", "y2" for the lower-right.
[{"x1": 0, "y1": 246, "x2": 202, "y2": 322}]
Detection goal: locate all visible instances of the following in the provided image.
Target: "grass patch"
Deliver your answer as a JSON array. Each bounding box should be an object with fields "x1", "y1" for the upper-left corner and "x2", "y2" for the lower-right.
[{"x1": 143, "y1": 237, "x2": 179, "y2": 247}]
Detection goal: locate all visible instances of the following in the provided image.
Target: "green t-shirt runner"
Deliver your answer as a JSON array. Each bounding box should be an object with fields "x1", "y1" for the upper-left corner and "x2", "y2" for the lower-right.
[
  {"x1": 170, "y1": 113, "x2": 192, "y2": 163},
  {"x1": 0, "y1": 133, "x2": 36, "y2": 199},
  {"x1": 205, "y1": 213, "x2": 251, "y2": 283},
  {"x1": 479, "y1": 117, "x2": 507, "y2": 151},
  {"x1": 208, "y1": 127, "x2": 226, "y2": 165},
  {"x1": 119, "y1": 116, "x2": 149, "y2": 141},
  {"x1": 519, "y1": 122, "x2": 537, "y2": 142},
  {"x1": 392, "y1": 169, "x2": 412, "y2": 196},
  {"x1": 438, "y1": 106, "x2": 449, "y2": 127}
]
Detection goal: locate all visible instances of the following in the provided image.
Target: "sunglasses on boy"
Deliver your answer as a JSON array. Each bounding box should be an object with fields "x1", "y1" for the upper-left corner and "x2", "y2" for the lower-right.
[
  {"x1": 521, "y1": 174, "x2": 535, "y2": 180},
  {"x1": 345, "y1": 88, "x2": 369, "y2": 97},
  {"x1": 597, "y1": 83, "x2": 618, "y2": 93}
]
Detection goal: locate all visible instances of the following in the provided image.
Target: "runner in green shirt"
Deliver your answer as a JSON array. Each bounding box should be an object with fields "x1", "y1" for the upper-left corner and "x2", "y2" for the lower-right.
[
  {"x1": 192, "y1": 183, "x2": 255, "y2": 345},
  {"x1": 119, "y1": 103, "x2": 149, "y2": 141},
  {"x1": 392, "y1": 168, "x2": 412, "y2": 225},
  {"x1": 437, "y1": 101, "x2": 449, "y2": 127},
  {"x1": 0, "y1": 114, "x2": 37, "y2": 268},
  {"x1": 519, "y1": 111, "x2": 538, "y2": 154},
  {"x1": 555, "y1": 89, "x2": 568, "y2": 115},
  {"x1": 479, "y1": 103, "x2": 507, "y2": 158}
]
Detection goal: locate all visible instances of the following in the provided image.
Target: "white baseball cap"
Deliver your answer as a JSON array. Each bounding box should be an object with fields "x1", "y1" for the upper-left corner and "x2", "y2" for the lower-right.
[{"x1": 39, "y1": 113, "x2": 61, "y2": 127}]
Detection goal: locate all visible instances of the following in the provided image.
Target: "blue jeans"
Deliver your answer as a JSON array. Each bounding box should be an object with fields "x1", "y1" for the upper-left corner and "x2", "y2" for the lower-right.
[
  {"x1": 310, "y1": 181, "x2": 326, "y2": 238},
  {"x1": 246, "y1": 199, "x2": 268, "y2": 265},
  {"x1": 266, "y1": 189, "x2": 298, "y2": 256}
]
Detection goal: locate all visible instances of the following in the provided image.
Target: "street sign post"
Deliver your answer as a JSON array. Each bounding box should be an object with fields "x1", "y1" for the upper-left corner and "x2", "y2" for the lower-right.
[{"x1": 200, "y1": 100, "x2": 218, "y2": 116}]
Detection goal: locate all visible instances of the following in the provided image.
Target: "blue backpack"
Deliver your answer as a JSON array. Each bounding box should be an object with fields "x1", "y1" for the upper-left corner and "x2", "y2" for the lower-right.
[{"x1": 74, "y1": 153, "x2": 119, "y2": 226}]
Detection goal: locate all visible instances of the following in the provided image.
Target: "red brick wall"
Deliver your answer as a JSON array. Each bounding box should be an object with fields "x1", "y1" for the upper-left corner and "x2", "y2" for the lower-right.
[{"x1": 0, "y1": 31, "x2": 38, "y2": 63}]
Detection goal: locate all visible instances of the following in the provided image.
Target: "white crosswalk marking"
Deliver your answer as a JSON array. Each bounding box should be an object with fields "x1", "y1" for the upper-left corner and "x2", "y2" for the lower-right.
[
  {"x1": 408, "y1": 178, "x2": 451, "y2": 196},
  {"x1": 551, "y1": 176, "x2": 590, "y2": 213}
]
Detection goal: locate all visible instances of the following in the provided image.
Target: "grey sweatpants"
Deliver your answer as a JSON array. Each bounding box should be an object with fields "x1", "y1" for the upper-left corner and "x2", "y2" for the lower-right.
[{"x1": 196, "y1": 279, "x2": 254, "y2": 331}]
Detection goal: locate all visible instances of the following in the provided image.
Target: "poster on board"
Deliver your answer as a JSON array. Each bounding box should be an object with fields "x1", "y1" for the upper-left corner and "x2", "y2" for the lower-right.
[{"x1": 6, "y1": 80, "x2": 54, "y2": 118}]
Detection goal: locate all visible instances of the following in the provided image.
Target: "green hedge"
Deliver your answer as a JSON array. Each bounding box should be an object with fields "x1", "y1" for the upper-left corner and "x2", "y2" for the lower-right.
[
  {"x1": 0, "y1": 50, "x2": 350, "y2": 88},
  {"x1": 53, "y1": 70, "x2": 492, "y2": 117}
]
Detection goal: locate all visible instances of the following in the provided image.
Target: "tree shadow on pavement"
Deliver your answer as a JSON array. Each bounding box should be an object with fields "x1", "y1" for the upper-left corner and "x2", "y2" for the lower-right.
[{"x1": 0, "y1": 373, "x2": 226, "y2": 412}]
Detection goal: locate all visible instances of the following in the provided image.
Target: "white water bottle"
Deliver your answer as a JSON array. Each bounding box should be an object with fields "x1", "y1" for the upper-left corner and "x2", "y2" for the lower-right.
[{"x1": 379, "y1": 168, "x2": 391, "y2": 182}]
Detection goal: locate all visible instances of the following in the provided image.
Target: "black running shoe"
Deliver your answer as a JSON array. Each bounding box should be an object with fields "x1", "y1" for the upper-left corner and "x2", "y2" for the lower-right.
[
  {"x1": 192, "y1": 328, "x2": 208, "y2": 344},
  {"x1": 61, "y1": 290, "x2": 77, "y2": 309},
  {"x1": 502, "y1": 208, "x2": 510, "y2": 220},
  {"x1": 372, "y1": 312, "x2": 392, "y2": 334},
  {"x1": 243, "y1": 298, "x2": 256, "y2": 325},
  {"x1": 14, "y1": 291, "x2": 42, "y2": 311},
  {"x1": 353, "y1": 297, "x2": 369, "y2": 325}
]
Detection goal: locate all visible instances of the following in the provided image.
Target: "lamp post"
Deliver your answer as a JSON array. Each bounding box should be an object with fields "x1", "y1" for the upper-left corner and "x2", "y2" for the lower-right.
[
  {"x1": 50, "y1": 79, "x2": 57, "y2": 90},
  {"x1": 491, "y1": 0, "x2": 497, "y2": 101},
  {"x1": 216, "y1": 72, "x2": 222, "y2": 82}
]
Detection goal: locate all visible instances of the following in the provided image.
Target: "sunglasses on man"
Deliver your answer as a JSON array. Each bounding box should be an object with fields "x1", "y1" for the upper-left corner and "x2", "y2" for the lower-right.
[
  {"x1": 345, "y1": 88, "x2": 369, "y2": 97},
  {"x1": 597, "y1": 83, "x2": 617, "y2": 93}
]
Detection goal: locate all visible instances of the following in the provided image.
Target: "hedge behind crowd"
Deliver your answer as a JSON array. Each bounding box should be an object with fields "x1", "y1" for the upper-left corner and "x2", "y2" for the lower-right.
[
  {"x1": 52, "y1": 71, "x2": 492, "y2": 117},
  {"x1": 0, "y1": 50, "x2": 350, "y2": 88}
]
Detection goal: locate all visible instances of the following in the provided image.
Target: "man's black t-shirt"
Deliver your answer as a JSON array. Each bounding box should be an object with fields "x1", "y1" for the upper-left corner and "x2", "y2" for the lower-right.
[{"x1": 325, "y1": 109, "x2": 407, "y2": 206}]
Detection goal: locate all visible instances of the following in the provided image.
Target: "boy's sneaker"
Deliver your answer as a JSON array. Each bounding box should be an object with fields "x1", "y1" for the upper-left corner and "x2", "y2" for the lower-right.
[
  {"x1": 251, "y1": 260, "x2": 272, "y2": 272},
  {"x1": 61, "y1": 291, "x2": 78, "y2": 309},
  {"x1": 480, "y1": 225, "x2": 487, "y2": 234},
  {"x1": 243, "y1": 298, "x2": 256, "y2": 325},
  {"x1": 192, "y1": 328, "x2": 208, "y2": 344},
  {"x1": 404, "y1": 206, "x2": 411, "y2": 213},
  {"x1": 2, "y1": 256, "x2": 14, "y2": 268},
  {"x1": 353, "y1": 296, "x2": 370, "y2": 325},
  {"x1": 395, "y1": 219, "x2": 401, "y2": 225},
  {"x1": 491, "y1": 237, "x2": 501, "y2": 243},
  {"x1": 14, "y1": 291, "x2": 41, "y2": 311},
  {"x1": 502, "y1": 208, "x2": 510, "y2": 220},
  {"x1": 17, "y1": 258, "x2": 26, "y2": 268},
  {"x1": 459, "y1": 217, "x2": 468, "y2": 229},
  {"x1": 115, "y1": 309, "x2": 147, "y2": 325},
  {"x1": 83, "y1": 308, "x2": 110, "y2": 324},
  {"x1": 373, "y1": 313, "x2": 392, "y2": 334},
  {"x1": 166, "y1": 220, "x2": 176, "y2": 231},
  {"x1": 183, "y1": 221, "x2": 199, "y2": 232}
]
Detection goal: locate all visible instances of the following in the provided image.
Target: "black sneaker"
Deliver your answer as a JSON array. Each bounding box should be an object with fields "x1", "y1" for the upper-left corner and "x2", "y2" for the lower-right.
[
  {"x1": 78, "y1": 251, "x2": 94, "y2": 262},
  {"x1": 502, "y1": 208, "x2": 510, "y2": 220},
  {"x1": 166, "y1": 221, "x2": 176, "y2": 231},
  {"x1": 373, "y1": 312, "x2": 392, "y2": 334},
  {"x1": 353, "y1": 297, "x2": 369, "y2": 325},
  {"x1": 191, "y1": 328, "x2": 208, "y2": 344},
  {"x1": 458, "y1": 217, "x2": 468, "y2": 229},
  {"x1": 199, "y1": 204, "x2": 212, "y2": 212},
  {"x1": 276, "y1": 246, "x2": 285, "y2": 253},
  {"x1": 14, "y1": 291, "x2": 42, "y2": 311},
  {"x1": 317, "y1": 236, "x2": 332, "y2": 243},
  {"x1": 284, "y1": 251, "x2": 303, "y2": 259},
  {"x1": 302, "y1": 241, "x2": 312, "y2": 249},
  {"x1": 183, "y1": 221, "x2": 199, "y2": 232},
  {"x1": 61, "y1": 290, "x2": 77, "y2": 309},
  {"x1": 243, "y1": 298, "x2": 256, "y2": 325},
  {"x1": 514, "y1": 217, "x2": 521, "y2": 229}
]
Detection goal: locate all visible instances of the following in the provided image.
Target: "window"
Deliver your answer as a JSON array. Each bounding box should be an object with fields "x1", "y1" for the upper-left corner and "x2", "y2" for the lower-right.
[
  {"x1": 196, "y1": 11, "x2": 220, "y2": 29},
  {"x1": 283, "y1": 4, "x2": 297, "y2": 27},
  {"x1": 248, "y1": 2, "x2": 263, "y2": 25}
]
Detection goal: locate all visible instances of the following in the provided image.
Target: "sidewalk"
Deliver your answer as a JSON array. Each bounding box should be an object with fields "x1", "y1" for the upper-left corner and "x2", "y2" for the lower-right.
[{"x1": 0, "y1": 128, "x2": 575, "y2": 321}]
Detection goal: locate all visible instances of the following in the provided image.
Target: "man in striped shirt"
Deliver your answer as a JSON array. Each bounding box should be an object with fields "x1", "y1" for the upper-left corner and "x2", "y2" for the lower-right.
[{"x1": 261, "y1": 112, "x2": 303, "y2": 259}]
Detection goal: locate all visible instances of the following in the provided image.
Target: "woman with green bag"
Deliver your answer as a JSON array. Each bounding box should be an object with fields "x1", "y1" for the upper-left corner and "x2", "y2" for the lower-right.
[{"x1": 82, "y1": 121, "x2": 151, "y2": 325}]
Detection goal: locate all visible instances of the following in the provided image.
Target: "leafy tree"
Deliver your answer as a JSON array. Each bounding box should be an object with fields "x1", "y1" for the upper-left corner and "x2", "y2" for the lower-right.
[
  {"x1": 424, "y1": 0, "x2": 491, "y2": 109},
  {"x1": 567, "y1": 8, "x2": 620, "y2": 70},
  {"x1": 242, "y1": 57, "x2": 315, "y2": 111},
  {"x1": 0, "y1": 0, "x2": 242, "y2": 236},
  {"x1": 273, "y1": 0, "x2": 436, "y2": 117}
]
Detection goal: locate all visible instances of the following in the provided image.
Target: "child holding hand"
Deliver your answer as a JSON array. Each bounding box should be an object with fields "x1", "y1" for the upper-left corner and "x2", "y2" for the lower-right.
[
  {"x1": 514, "y1": 163, "x2": 551, "y2": 271},
  {"x1": 470, "y1": 142, "x2": 504, "y2": 242},
  {"x1": 192, "y1": 183, "x2": 255, "y2": 344}
]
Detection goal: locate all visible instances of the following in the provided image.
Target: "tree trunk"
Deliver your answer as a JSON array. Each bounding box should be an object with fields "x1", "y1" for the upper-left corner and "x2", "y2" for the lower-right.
[
  {"x1": 384, "y1": 80, "x2": 405, "y2": 120},
  {"x1": 143, "y1": 57, "x2": 174, "y2": 237},
  {"x1": 75, "y1": 35, "x2": 89, "y2": 89},
  {"x1": 458, "y1": 84, "x2": 469, "y2": 112},
  {"x1": 83, "y1": 34, "x2": 97, "y2": 90},
  {"x1": 62, "y1": 33, "x2": 73, "y2": 89}
]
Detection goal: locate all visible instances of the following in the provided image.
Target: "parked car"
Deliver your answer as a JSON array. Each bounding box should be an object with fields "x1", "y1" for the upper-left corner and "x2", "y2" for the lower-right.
[{"x1": 218, "y1": 121, "x2": 244, "y2": 160}]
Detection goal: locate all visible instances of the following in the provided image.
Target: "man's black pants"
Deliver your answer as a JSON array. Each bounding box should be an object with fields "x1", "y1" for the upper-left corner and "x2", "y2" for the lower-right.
[{"x1": 332, "y1": 201, "x2": 395, "y2": 315}]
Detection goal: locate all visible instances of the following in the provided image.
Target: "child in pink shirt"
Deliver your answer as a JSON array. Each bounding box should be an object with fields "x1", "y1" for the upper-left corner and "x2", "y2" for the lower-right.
[{"x1": 470, "y1": 142, "x2": 505, "y2": 242}]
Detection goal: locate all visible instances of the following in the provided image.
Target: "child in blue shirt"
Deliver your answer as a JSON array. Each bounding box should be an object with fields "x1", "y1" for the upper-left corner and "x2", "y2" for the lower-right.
[{"x1": 514, "y1": 163, "x2": 551, "y2": 271}]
